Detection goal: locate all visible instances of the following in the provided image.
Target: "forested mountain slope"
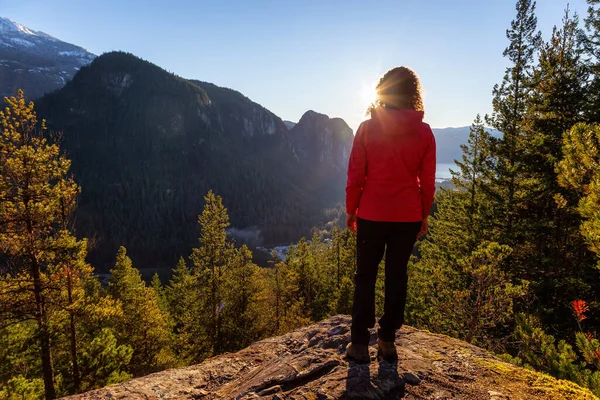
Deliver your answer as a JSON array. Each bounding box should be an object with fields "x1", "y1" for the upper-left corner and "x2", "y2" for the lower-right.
[{"x1": 36, "y1": 52, "x2": 353, "y2": 269}]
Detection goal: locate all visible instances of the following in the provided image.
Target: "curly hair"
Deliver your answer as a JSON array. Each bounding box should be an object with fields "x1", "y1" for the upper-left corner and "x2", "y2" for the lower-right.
[{"x1": 369, "y1": 66, "x2": 424, "y2": 114}]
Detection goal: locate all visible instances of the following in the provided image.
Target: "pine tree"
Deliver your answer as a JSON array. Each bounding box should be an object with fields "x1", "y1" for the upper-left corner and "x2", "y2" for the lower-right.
[
  {"x1": 0, "y1": 321, "x2": 42, "y2": 399},
  {"x1": 270, "y1": 258, "x2": 311, "y2": 333},
  {"x1": 220, "y1": 245, "x2": 271, "y2": 351},
  {"x1": 190, "y1": 191, "x2": 232, "y2": 355},
  {"x1": 452, "y1": 115, "x2": 494, "y2": 249},
  {"x1": 557, "y1": 122, "x2": 600, "y2": 262},
  {"x1": 107, "y1": 247, "x2": 174, "y2": 375},
  {"x1": 77, "y1": 328, "x2": 132, "y2": 392},
  {"x1": 68, "y1": 276, "x2": 130, "y2": 394},
  {"x1": 327, "y1": 227, "x2": 356, "y2": 315},
  {"x1": 516, "y1": 8, "x2": 598, "y2": 332},
  {"x1": 47, "y1": 232, "x2": 91, "y2": 395},
  {"x1": 286, "y1": 238, "x2": 317, "y2": 319},
  {"x1": 307, "y1": 232, "x2": 335, "y2": 321},
  {"x1": 408, "y1": 114, "x2": 527, "y2": 346},
  {"x1": 488, "y1": 0, "x2": 542, "y2": 247},
  {"x1": 585, "y1": 0, "x2": 600, "y2": 121},
  {"x1": 0, "y1": 91, "x2": 79, "y2": 399},
  {"x1": 165, "y1": 257, "x2": 205, "y2": 363},
  {"x1": 150, "y1": 273, "x2": 169, "y2": 315}
]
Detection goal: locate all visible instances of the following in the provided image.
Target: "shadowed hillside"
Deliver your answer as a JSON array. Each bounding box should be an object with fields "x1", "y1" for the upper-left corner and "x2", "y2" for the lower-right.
[{"x1": 36, "y1": 52, "x2": 354, "y2": 270}]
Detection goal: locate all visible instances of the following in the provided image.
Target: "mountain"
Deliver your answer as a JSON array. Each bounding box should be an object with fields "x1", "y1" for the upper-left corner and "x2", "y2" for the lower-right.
[
  {"x1": 36, "y1": 52, "x2": 354, "y2": 270},
  {"x1": 287, "y1": 111, "x2": 353, "y2": 202},
  {"x1": 432, "y1": 126, "x2": 501, "y2": 164},
  {"x1": 0, "y1": 17, "x2": 95, "y2": 99},
  {"x1": 63, "y1": 315, "x2": 597, "y2": 399}
]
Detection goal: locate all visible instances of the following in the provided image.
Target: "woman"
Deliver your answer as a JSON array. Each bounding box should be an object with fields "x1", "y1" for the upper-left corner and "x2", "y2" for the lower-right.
[{"x1": 345, "y1": 67, "x2": 436, "y2": 363}]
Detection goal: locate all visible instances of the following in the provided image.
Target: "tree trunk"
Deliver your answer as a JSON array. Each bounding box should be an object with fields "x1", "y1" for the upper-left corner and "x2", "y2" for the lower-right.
[
  {"x1": 67, "y1": 274, "x2": 81, "y2": 393},
  {"x1": 32, "y1": 260, "x2": 56, "y2": 400}
]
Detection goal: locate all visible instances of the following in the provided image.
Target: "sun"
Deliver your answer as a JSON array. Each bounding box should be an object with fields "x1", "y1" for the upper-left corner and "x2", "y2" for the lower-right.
[{"x1": 359, "y1": 81, "x2": 378, "y2": 113}]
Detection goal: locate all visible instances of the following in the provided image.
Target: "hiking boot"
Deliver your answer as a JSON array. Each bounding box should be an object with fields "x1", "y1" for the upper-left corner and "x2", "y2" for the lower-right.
[
  {"x1": 345, "y1": 342, "x2": 370, "y2": 364},
  {"x1": 377, "y1": 338, "x2": 398, "y2": 362}
]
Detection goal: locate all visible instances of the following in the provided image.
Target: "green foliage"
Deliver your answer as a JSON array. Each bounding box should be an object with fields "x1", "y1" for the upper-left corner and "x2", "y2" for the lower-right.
[
  {"x1": 487, "y1": 0, "x2": 542, "y2": 244},
  {"x1": 107, "y1": 247, "x2": 175, "y2": 375},
  {"x1": 281, "y1": 228, "x2": 358, "y2": 325},
  {"x1": 0, "y1": 322, "x2": 40, "y2": 393},
  {"x1": 151, "y1": 273, "x2": 169, "y2": 315},
  {"x1": 165, "y1": 257, "x2": 205, "y2": 363},
  {"x1": 585, "y1": 0, "x2": 600, "y2": 121},
  {"x1": 512, "y1": 312, "x2": 600, "y2": 396},
  {"x1": 78, "y1": 328, "x2": 132, "y2": 392},
  {"x1": 558, "y1": 122, "x2": 600, "y2": 258},
  {"x1": 190, "y1": 191, "x2": 232, "y2": 355},
  {"x1": 515, "y1": 8, "x2": 597, "y2": 334},
  {"x1": 0, "y1": 375, "x2": 44, "y2": 400},
  {"x1": 409, "y1": 2, "x2": 600, "y2": 394},
  {"x1": 219, "y1": 245, "x2": 272, "y2": 350},
  {"x1": 268, "y1": 257, "x2": 311, "y2": 334},
  {"x1": 0, "y1": 90, "x2": 81, "y2": 399},
  {"x1": 410, "y1": 235, "x2": 526, "y2": 350}
]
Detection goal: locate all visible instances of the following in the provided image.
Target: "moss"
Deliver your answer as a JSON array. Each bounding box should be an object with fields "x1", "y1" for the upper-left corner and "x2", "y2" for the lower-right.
[
  {"x1": 473, "y1": 357, "x2": 516, "y2": 374},
  {"x1": 475, "y1": 358, "x2": 598, "y2": 400},
  {"x1": 416, "y1": 348, "x2": 445, "y2": 361}
]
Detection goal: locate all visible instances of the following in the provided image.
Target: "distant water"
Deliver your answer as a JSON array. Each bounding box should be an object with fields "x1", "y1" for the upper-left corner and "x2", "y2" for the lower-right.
[{"x1": 436, "y1": 163, "x2": 456, "y2": 180}]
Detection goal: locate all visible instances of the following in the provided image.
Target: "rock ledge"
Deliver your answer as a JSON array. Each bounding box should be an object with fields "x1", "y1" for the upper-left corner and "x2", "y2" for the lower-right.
[{"x1": 64, "y1": 315, "x2": 597, "y2": 400}]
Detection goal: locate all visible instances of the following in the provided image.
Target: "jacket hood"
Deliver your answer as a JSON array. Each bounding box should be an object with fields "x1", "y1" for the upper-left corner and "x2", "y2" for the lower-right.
[{"x1": 370, "y1": 107, "x2": 424, "y2": 135}]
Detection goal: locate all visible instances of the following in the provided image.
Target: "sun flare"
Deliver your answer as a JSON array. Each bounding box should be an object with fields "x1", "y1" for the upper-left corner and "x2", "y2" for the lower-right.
[{"x1": 359, "y1": 82, "x2": 378, "y2": 113}]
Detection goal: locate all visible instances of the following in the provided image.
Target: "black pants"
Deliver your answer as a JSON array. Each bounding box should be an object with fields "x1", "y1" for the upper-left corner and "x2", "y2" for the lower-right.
[{"x1": 351, "y1": 218, "x2": 421, "y2": 345}]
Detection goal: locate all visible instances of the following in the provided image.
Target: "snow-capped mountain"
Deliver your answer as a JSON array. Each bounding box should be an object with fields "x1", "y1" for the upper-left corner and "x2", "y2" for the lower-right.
[{"x1": 0, "y1": 17, "x2": 95, "y2": 99}]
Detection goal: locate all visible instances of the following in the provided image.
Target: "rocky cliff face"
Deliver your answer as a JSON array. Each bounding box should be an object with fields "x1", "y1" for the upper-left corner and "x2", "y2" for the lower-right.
[
  {"x1": 63, "y1": 315, "x2": 596, "y2": 400},
  {"x1": 286, "y1": 111, "x2": 354, "y2": 205},
  {"x1": 288, "y1": 111, "x2": 353, "y2": 171}
]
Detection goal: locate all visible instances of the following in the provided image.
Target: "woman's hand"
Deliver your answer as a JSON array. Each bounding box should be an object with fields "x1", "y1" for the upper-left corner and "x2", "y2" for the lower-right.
[
  {"x1": 346, "y1": 214, "x2": 358, "y2": 233},
  {"x1": 417, "y1": 217, "x2": 428, "y2": 239}
]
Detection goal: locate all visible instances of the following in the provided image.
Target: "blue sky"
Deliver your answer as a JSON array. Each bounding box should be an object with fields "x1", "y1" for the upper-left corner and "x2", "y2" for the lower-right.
[{"x1": 1, "y1": 0, "x2": 591, "y2": 131}]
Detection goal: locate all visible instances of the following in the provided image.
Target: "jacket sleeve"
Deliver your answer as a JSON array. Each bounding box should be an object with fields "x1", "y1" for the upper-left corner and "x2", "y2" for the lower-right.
[
  {"x1": 418, "y1": 127, "x2": 436, "y2": 219},
  {"x1": 346, "y1": 122, "x2": 367, "y2": 216}
]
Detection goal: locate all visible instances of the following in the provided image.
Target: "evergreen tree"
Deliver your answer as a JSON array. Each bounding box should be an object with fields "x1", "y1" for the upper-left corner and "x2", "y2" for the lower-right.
[
  {"x1": 408, "y1": 195, "x2": 526, "y2": 349},
  {"x1": 0, "y1": 321, "x2": 42, "y2": 399},
  {"x1": 452, "y1": 115, "x2": 494, "y2": 250},
  {"x1": 190, "y1": 191, "x2": 232, "y2": 355},
  {"x1": 327, "y1": 228, "x2": 356, "y2": 315},
  {"x1": 165, "y1": 257, "x2": 205, "y2": 363},
  {"x1": 516, "y1": 8, "x2": 598, "y2": 333},
  {"x1": 0, "y1": 91, "x2": 80, "y2": 399},
  {"x1": 220, "y1": 245, "x2": 271, "y2": 350},
  {"x1": 107, "y1": 247, "x2": 174, "y2": 375},
  {"x1": 585, "y1": 0, "x2": 600, "y2": 121},
  {"x1": 286, "y1": 238, "x2": 318, "y2": 319},
  {"x1": 488, "y1": 0, "x2": 542, "y2": 247},
  {"x1": 268, "y1": 257, "x2": 310, "y2": 334},
  {"x1": 558, "y1": 122, "x2": 600, "y2": 262},
  {"x1": 77, "y1": 328, "x2": 132, "y2": 393},
  {"x1": 66, "y1": 277, "x2": 130, "y2": 394},
  {"x1": 408, "y1": 114, "x2": 526, "y2": 347},
  {"x1": 150, "y1": 273, "x2": 169, "y2": 315}
]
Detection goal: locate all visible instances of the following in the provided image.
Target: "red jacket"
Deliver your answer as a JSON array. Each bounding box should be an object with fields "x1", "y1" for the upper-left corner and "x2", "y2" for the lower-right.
[{"x1": 346, "y1": 108, "x2": 436, "y2": 222}]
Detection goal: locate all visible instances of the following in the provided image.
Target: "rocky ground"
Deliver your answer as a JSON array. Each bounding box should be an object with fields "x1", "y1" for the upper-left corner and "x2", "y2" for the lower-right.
[{"x1": 64, "y1": 315, "x2": 598, "y2": 400}]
